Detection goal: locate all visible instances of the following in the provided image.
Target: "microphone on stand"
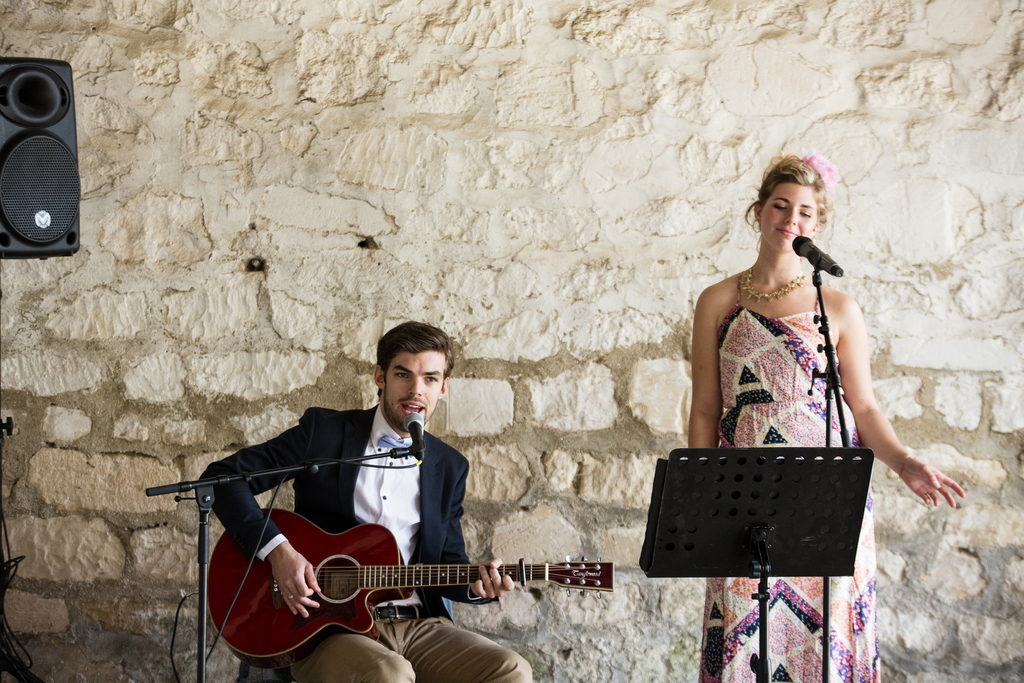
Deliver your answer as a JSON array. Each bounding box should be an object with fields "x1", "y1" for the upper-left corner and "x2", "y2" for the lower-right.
[
  {"x1": 403, "y1": 412, "x2": 425, "y2": 461},
  {"x1": 793, "y1": 236, "x2": 843, "y2": 277}
]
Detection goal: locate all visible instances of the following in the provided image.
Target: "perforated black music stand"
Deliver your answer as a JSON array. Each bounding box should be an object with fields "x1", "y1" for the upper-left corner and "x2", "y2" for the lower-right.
[{"x1": 640, "y1": 447, "x2": 873, "y2": 683}]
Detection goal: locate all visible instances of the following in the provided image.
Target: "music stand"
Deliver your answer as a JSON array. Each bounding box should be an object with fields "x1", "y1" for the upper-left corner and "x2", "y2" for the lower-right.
[{"x1": 640, "y1": 447, "x2": 873, "y2": 683}]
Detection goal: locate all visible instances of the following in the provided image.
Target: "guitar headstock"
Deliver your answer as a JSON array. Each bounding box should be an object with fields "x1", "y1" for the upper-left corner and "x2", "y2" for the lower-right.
[{"x1": 545, "y1": 559, "x2": 614, "y2": 592}]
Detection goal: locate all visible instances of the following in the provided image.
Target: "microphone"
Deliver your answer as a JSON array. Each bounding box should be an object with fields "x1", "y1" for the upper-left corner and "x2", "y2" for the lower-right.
[
  {"x1": 403, "y1": 412, "x2": 425, "y2": 460},
  {"x1": 793, "y1": 236, "x2": 843, "y2": 277}
]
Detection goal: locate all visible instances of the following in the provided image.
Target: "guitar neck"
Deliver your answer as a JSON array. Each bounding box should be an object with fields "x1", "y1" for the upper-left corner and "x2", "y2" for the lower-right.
[
  {"x1": 317, "y1": 559, "x2": 612, "y2": 593},
  {"x1": 354, "y1": 563, "x2": 548, "y2": 589}
]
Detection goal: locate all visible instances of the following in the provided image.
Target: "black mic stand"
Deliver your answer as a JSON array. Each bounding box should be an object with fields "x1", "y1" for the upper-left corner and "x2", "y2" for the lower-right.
[
  {"x1": 810, "y1": 269, "x2": 852, "y2": 450},
  {"x1": 809, "y1": 267, "x2": 853, "y2": 683},
  {"x1": 145, "y1": 448, "x2": 417, "y2": 683}
]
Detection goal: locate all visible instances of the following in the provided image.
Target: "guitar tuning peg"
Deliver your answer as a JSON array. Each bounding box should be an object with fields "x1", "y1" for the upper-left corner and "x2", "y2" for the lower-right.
[
  {"x1": 581, "y1": 556, "x2": 588, "y2": 562},
  {"x1": 596, "y1": 592, "x2": 603, "y2": 600},
  {"x1": 565, "y1": 589, "x2": 571, "y2": 597},
  {"x1": 565, "y1": 555, "x2": 573, "y2": 562},
  {"x1": 579, "y1": 590, "x2": 586, "y2": 598}
]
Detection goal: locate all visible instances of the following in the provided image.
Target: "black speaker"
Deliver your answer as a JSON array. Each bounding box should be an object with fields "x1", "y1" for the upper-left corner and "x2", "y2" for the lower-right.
[{"x1": 0, "y1": 58, "x2": 80, "y2": 259}]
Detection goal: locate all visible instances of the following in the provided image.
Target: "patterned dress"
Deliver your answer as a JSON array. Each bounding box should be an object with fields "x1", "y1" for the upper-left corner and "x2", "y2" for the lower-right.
[{"x1": 699, "y1": 303, "x2": 879, "y2": 683}]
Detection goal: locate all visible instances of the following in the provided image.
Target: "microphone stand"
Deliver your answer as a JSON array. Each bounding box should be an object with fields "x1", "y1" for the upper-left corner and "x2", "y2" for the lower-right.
[
  {"x1": 808, "y1": 267, "x2": 852, "y2": 683},
  {"x1": 144, "y1": 449, "x2": 416, "y2": 683}
]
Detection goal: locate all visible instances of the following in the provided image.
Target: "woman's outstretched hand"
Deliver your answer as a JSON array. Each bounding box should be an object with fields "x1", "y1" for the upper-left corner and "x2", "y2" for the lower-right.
[{"x1": 899, "y1": 456, "x2": 966, "y2": 508}]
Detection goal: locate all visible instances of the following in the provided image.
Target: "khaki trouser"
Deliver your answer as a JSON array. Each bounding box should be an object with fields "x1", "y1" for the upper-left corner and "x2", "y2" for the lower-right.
[{"x1": 289, "y1": 617, "x2": 532, "y2": 683}]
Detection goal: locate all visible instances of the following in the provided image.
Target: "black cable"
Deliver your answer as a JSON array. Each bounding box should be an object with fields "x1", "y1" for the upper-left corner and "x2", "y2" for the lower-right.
[
  {"x1": 0, "y1": 556, "x2": 45, "y2": 682},
  {"x1": 167, "y1": 452, "x2": 417, "y2": 675},
  {"x1": 201, "y1": 452, "x2": 416, "y2": 656},
  {"x1": 167, "y1": 477, "x2": 283, "y2": 678},
  {"x1": 326, "y1": 455, "x2": 421, "y2": 470},
  {"x1": 170, "y1": 590, "x2": 197, "y2": 683},
  {"x1": 0, "y1": 268, "x2": 46, "y2": 682},
  {"x1": 338, "y1": 461, "x2": 419, "y2": 469},
  {"x1": 206, "y1": 478, "x2": 285, "y2": 664}
]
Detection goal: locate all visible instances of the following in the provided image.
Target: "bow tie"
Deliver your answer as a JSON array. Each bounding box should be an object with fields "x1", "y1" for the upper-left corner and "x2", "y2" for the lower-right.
[{"x1": 377, "y1": 435, "x2": 410, "y2": 451}]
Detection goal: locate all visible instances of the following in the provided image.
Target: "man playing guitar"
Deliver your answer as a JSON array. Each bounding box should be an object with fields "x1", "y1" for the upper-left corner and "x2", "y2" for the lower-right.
[{"x1": 203, "y1": 321, "x2": 532, "y2": 683}]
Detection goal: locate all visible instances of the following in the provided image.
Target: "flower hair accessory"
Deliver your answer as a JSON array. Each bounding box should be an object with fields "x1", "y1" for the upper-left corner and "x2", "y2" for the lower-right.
[{"x1": 801, "y1": 150, "x2": 841, "y2": 196}]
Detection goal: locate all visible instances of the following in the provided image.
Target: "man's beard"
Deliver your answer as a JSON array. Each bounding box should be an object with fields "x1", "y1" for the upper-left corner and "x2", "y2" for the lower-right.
[{"x1": 381, "y1": 385, "x2": 425, "y2": 436}]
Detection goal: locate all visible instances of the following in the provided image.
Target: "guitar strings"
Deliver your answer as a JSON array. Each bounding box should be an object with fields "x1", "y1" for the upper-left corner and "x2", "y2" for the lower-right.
[
  {"x1": 310, "y1": 564, "x2": 604, "y2": 591},
  {"x1": 315, "y1": 566, "x2": 539, "y2": 577},
  {"x1": 314, "y1": 564, "x2": 598, "y2": 577}
]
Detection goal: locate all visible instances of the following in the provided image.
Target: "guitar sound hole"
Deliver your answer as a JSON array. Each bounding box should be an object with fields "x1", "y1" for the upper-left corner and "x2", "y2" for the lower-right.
[{"x1": 319, "y1": 555, "x2": 360, "y2": 602}]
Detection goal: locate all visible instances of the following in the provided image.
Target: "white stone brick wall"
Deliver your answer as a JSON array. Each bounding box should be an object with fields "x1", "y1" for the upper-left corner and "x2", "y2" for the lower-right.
[{"x1": 1, "y1": 0, "x2": 1022, "y2": 680}]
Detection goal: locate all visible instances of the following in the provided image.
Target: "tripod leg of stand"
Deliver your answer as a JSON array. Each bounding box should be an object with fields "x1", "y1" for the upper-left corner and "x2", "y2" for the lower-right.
[
  {"x1": 822, "y1": 576, "x2": 830, "y2": 683},
  {"x1": 754, "y1": 571, "x2": 770, "y2": 683},
  {"x1": 748, "y1": 529, "x2": 772, "y2": 683}
]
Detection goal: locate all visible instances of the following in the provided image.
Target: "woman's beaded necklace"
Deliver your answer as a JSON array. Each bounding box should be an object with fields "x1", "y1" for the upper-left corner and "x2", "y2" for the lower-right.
[{"x1": 740, "y1": 268, "x2": 805, "y2": 302}]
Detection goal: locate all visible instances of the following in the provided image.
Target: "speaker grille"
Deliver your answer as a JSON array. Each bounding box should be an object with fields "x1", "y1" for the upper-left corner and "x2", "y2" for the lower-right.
[{"x1": 1, "y1": 135, "x2": 80, "y2": 243}]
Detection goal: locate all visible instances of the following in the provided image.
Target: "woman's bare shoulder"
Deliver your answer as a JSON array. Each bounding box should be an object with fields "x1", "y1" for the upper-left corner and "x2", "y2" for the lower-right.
[
  {"x1": 696, "y1": 274, "x2": 742, "y2": 314},
  {"x1": 693, "y1": 275, "x2": 742, "y2": 336},
  {"x1": 821, "y1": 285, "x2": 863, "y2": 316},
  {"x1": 821, "y1": 285, "x2": 867, "y2": 338}
]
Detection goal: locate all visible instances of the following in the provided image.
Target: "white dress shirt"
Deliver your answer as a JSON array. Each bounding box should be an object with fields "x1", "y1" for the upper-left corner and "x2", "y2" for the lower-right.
[{"x1": 354, "y1": 408, "x2": 423, "y2": 608}]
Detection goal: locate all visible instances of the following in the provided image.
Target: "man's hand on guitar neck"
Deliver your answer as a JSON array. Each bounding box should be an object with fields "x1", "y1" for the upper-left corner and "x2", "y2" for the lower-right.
[
  {"x1": 267, "y1": 541, "x2": 322, "y2": 618},
  {"x1": 472, "y1": 559, "x2": 517, "y2": 599}
]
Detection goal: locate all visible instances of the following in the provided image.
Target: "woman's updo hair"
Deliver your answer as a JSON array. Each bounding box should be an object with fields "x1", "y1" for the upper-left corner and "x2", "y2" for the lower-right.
[{"x1": 745, "y1": 154, "x2": 834, "y2": 230}]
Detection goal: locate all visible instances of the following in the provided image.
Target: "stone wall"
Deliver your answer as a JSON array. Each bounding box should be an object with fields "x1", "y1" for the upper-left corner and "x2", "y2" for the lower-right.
[{"x1": 1, "y1": 0, "x2": 1023, "y2": 681}]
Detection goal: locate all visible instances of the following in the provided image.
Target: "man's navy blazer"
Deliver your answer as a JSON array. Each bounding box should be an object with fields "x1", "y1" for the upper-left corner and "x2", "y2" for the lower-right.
[{"x1": 202, "y1": 406, "x2": 483, "y2": 620}]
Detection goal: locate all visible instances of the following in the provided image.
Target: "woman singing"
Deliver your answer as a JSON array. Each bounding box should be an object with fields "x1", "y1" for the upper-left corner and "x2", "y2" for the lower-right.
[{"x1": 688, "y1": 152, "x2": 964, "y2": 683}]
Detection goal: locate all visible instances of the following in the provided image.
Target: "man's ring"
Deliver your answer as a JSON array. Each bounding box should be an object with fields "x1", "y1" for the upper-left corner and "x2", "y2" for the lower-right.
[{"x1": 288, "y1": 595, "x2": 295, "y2": 600}]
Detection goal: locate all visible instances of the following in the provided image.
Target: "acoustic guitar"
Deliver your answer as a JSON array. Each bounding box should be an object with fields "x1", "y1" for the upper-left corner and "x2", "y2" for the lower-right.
[{"x1": 208, "y1": 509, "x2": 615, "y2": 668}]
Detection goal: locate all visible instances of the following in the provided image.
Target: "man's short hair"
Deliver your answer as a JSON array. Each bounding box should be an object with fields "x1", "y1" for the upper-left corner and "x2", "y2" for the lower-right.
[{"x1": 376, "y1": 321, "x2": 455, "y2": 379}]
